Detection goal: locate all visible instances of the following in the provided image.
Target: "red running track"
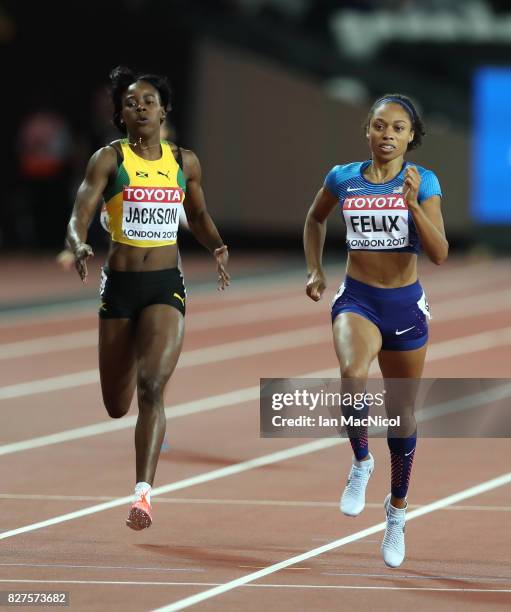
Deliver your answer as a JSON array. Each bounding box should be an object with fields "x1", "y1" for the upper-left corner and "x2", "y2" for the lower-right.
[{"x1": 0, "y1": 254, "x2": 510, "y2": 611}]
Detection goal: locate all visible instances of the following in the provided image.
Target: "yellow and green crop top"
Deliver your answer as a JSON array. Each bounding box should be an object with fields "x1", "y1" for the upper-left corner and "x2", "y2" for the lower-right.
[{"x1": 101, "y1": 140, "x2": 187, "y2": 248}]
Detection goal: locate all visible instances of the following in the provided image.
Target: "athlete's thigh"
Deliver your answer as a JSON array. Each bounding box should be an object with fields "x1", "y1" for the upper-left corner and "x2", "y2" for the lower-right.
[
  {"x1": 378, "y1": 345, "x2": 427, "y2": 431},
  {"x1": 99, "y1": 318, "x2": 137, "y2": 410},
  {"x1": 135, "y1": 304, "x2": 185, "y2": 384},
  {"x1": 378, "y1": 344, "x2": 428, "y2": 379},
  {"x1": 332, "y1": 312, "x2": 382, "y2": 373}
]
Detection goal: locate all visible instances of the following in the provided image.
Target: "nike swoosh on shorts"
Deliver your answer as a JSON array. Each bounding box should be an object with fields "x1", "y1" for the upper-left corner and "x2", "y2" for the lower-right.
[{"x1": 395, "y1": 326, "x2": 415, "y2": 335}]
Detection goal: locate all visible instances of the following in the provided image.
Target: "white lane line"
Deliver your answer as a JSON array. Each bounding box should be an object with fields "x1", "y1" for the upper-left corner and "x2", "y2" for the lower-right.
[
  {"x1": 433, "y1": 288, "x2": 511, "y2": 320},
  {"x1": 1, "y1": 383, "x2": 510, "y2": 540},
  {"x1": 428, "y1": 327, "x2": 511, "y2": 360},
  {"x1": 0, "y1": 494, "x2": 509, "y2": 513},
  {"x1": 0, "y1": 579, "x2": 509, "y2": 593},
  {"x1": 0, "y1": 330, "x2": 96, "y2": 359},
  {"x1": 3, "y1": 319, "x2": 511, "y2": 404},
  {"x1": 153, "y1": 472, "x2": 511, "y2": 612},
  {"x1": 0, "y1": 370, "x2": 100, "y2": 400},
  {"x1": 0, "y1": 256, "x2": 503, "y2": 329},
  {"x1": 0, "y1": 295, "x2": 316, "y2": 359},
  {"x1": 2, "y1": 285, "x2": 510, "y2": 361},
  {"x1": 180, "y1": 326, "x2": 328, "y2": 368},
  {"x1": 0, "y1": 439, "x2": 341, "y2": 540},
  {"x1": 0, "y1": 325, "x2": 328, "y2": 401},
  {"x1": 0, "y1": 386, "x2": 259, "y2": 456},
  {"x1": 2, "y1": 340, "x2": 511, "y2": 458},
  {"x1": 309, "y1": 325, "x2": 511, "y2": 379}
]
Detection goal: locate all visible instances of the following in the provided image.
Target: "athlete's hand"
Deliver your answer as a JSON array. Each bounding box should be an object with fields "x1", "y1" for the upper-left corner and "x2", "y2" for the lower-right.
[
  {"x1": 73, "y1": 243, "x2": 94, "y2": 283},
  {"x1": 404, "y1": 166, "x2": 421, "y2": 208},
  {"x1": 306, "y1": 270, "x2": 326, "y2": 302},
  {"x1": 214, "y1": 245, "x2": 230, "y2": 291}
]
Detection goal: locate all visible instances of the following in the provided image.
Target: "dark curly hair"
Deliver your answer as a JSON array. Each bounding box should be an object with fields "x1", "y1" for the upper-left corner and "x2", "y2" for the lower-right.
[
  {"x1": 364, "y1": 93, "x2": 425, "y2": 150},
  {"x1": 109, "y1": 65, "x2": 172, "y2": 134}
]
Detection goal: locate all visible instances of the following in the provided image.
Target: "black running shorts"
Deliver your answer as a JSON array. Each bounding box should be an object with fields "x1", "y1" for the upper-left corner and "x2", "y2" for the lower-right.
[{"x1": 98, "y1": 267, "x2": 186, "y2": 319}]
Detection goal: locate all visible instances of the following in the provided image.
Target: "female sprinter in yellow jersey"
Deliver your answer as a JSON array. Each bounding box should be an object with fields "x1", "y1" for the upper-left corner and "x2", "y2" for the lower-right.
[
  {"x1": 66, "y1": 66, "x2": 229, "y2": 531},
  {"x1": 304, "y1": 94, "x2": 448, "y2": 567}
]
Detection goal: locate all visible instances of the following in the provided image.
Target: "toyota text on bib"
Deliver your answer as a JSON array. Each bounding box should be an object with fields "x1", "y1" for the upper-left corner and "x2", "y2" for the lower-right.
[{"x1": 122, "y1": 186, "x2": 184, "y2": 242}]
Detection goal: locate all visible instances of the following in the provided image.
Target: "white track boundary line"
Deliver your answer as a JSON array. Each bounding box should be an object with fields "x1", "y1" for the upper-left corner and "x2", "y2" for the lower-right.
[
  {"x1": 153, "y1": 472, "x2": 511, "y2": 611},
  {"x1": 0, "y1": 579, "x2": 509, "y2": 593},
  {"x1": 0, "y1": 439, "x2": 340, "y2": 540}
]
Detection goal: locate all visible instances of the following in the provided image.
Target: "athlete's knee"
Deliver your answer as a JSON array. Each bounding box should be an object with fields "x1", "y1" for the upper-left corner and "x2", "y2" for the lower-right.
[
  {"x1": 103, "y1": 398, "x2": 130, "y2": 419},
  {"x1": 340, "y1": 363, "x2": 370, "y2": 379},
  {"x1": 137, "y1": 374, "x2": 166, "y2": 408}
]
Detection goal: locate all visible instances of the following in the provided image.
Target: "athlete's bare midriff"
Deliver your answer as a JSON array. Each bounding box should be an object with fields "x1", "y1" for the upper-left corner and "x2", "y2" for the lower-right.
[
  {"x1": 346, "y1": 251, "x2": 418, "y2": 288},
  {"x1": 106, "y1": 241, "x2": 179, "y2": 271}
]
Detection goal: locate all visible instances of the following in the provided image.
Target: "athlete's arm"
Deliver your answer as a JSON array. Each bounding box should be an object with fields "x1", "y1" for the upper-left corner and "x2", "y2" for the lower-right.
[
  {"x1": 303, "y1": 186, "x2": 338, "y2": 301},
  {"x1": 66, "y1": 146, "x2": 117, "y2": 282},
  {"x1": 404, "y1": 166, "x2": 448, "y2": 265},
  {"x1": 182, "y1": 149, "x2": 230, "y2": 290}
]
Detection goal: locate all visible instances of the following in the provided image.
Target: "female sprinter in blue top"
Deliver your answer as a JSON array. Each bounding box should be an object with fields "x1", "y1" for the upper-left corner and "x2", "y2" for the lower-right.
[
  {"x1": 66, "y1": 66, "x2": 230, "y2": 531},
  {"x1": 303, "y1": 94, "x2": 448, "y2": 567}
]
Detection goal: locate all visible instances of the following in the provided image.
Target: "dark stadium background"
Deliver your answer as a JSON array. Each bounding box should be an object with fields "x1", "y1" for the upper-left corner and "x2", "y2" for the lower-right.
[{"x1": 1, "y1": 0, "x2": 509, "y2": 253}]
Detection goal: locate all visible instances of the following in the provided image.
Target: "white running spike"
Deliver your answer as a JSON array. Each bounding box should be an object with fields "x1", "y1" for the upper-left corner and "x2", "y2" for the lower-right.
[
  {"x1": 340, "y1": 453, "x2": 374, "y2": 516},
  {"x1": 381, "y1": 493, "x2": 407, "y2": 568}
]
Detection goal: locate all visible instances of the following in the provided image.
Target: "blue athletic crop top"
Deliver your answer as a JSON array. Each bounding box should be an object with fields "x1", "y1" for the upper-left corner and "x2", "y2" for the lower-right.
[{"x1": 324, "y1": 161, "x2": 442, "y2": 254}]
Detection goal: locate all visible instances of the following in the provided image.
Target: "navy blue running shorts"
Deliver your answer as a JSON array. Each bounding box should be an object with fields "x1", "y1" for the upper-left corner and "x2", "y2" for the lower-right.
[
  {"x1": 331, "y1": 275, "x2": 430, "y2": 351},
  {"x1": 99, "y1": 267, "x2": 186, "y2": 319}
]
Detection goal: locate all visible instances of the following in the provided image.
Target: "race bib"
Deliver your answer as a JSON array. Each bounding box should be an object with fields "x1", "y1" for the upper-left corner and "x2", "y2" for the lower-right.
[
  {"x1": 122, "y1": 186, "x2": 184, "y2": 242},
  {"x1": 343, "y1": 195, "x2": 409, "y2": 250}
]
